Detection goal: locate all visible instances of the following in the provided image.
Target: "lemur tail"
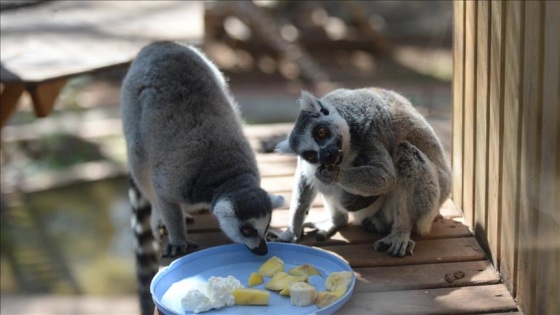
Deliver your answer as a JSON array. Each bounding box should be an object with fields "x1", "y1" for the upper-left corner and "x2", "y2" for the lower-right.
[{"x1": 128, "y1": 177, "x2": 159, "y2": 315}]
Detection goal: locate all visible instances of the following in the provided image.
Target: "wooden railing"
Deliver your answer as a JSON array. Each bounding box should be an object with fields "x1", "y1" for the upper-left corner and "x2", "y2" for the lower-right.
[{"x1": 452, "y1": 1, "x2": 559, "y2": 314}]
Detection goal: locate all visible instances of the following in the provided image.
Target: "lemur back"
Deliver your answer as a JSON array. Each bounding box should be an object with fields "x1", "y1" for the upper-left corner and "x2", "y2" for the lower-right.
[
  {"x1": 274, "y1": 88, "x2": 451, "y2": 257},
  {"x1": 121, "y1": 41, "x2": 283, "y2": 313}
]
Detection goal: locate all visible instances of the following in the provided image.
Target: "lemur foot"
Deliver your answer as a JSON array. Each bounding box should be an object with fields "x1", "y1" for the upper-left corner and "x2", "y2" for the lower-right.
[
  {"x1": 361, "y1": 217, "x2": 389, "y2": 234},
  {"x1": 374, "y1": 231, "x2": 415, "y2": 257},
  {"x1": 303, "y1": 220, "x2": 338, "y2": 241},
  {"x1": 267, "y1": 230, "x2": 299, "y2": 243},
  {"x1": 161, "y1": 241, "x2": 199, "y2": 258}
]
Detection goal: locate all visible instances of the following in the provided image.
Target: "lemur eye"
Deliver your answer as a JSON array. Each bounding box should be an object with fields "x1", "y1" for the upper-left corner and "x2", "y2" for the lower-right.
[
  {"x1": 305, "y1": 152, "x2": 316, "y2": 162},
  {"x1": 316, "y1": 127, "x2": 327, "y2": 139},
  {"x1": 240, "y1": 226, "x2": 256, "y2": 237}
]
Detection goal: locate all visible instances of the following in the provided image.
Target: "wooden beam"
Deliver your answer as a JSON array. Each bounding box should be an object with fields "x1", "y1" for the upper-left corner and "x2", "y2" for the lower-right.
[
  {"x1": 29, "y1": 79, "x2": 67, "y2": 117},
  {"x1": 474, "y1": 0, "x2": 491, "y2": 252},
  {"x1": 500, "y1": 0, "x2": 523, "y2": 295},
  {"x1": 487, "y1": 0, "x2": 506, "y2": 270},
  {"x1": 452, "y1": 0, "x2": 465, "y2": 211},
  {"x1": 462, "y1": 0, "x2": 477, "y2": 228},
  {"x1": 0, "y1": 82, "x2": 25, "y2": 128}
]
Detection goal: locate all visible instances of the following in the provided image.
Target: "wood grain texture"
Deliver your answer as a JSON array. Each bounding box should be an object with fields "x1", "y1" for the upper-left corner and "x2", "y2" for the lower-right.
[
  {"x1": 535, "y1": 1, "x2": 560, "y2": 314},
  {"x1": 353, "y1": 260, "x2": 500, "y2": 293},
  {"x1": 462, "y1": 0, "x2": 477, "y2": 228},
  {"x1": 337, "y1": 284, "x2": 517, "y2": 315},
  {"x1": 487, "y1": 0, "x2": 505, "y2": 269},
  {"x1": 499, "y1": 0, "x2": 523, "y2": 295},
  {"x1": 474, "y1": 0, "x2": 490, "y2": 251},
  {"x1": 452, "y1": 0, "x2": 465, "y2": 211},
  {"x1": 516, "y1": 1, "x2": 544, "y2": 313},
  {"x1": 321, "y1": 237, "x2": 487, "y2": 268}
]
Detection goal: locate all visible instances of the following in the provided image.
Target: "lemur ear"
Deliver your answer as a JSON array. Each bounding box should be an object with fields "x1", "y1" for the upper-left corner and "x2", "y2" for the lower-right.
[
  {"x1": 299, "y1": 90, "x2": 329, "y2": 115},
  {"x1": 275, "y1": 138, "x2": 295, "y2": 154},
  {"x1": 268, "y1": 194, "x2": 285, "y2": 209}
]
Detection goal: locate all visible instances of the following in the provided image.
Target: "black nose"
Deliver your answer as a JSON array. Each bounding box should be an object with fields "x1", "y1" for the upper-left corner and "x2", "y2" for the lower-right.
[{"x1": 247, "y1": 239, "x2": 268, "y2": 256}]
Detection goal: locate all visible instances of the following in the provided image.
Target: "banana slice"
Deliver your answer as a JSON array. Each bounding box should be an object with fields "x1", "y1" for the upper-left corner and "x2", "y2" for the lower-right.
[{"x1": 289, "y1": 282, "x2": 316, "y2": 307}]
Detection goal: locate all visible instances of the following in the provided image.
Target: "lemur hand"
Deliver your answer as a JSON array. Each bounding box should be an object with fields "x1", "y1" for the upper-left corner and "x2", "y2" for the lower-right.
[{"x1": 315, "y1": 164, "x2": 342, "y2": 185}]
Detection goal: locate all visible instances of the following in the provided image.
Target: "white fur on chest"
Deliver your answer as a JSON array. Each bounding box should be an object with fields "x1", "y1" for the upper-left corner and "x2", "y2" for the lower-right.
[{"x1": 301, "y1": 160, "x2": 343, "y2": 198}]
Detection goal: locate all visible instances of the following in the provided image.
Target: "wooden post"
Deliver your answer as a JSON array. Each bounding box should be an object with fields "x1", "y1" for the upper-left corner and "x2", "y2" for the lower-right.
[
  {"x1": 29, "y1": 79, "x2": 67, "y2": 117},
  {"x1": 0, "y1": 82, "x2": 26, "y2": 128}
]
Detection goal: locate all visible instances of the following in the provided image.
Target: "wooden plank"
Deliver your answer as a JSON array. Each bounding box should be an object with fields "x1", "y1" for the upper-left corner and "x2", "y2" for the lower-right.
[
  {"x1": 452, "y1": 0, "x2": 465, "y2": 211},
  {"x1": 516, "y1": 1, "x2": 544, "y2": 313},
  {"x1": 474, "y1": 0, "x2": 490, "y2": 250},
  {"x1": 535, "y1": 1, "x2": 560, "y2": 314},
  {"x1": 462, "y1": 0, "x2": 477, "y2": 228},
  {"x1": 187, "y1": 209, "x2": 473, "y2": 241},
  {"x1": 337, "y1": 284, "x2": 517, "y2": 315},
  {"x1": 487, "y1": 0, "x2": 506, "y2": 269},
  {"x1": 320, "y1": 237, "x2": 487, "y2": 269},
  {"x1": 499, "y1": 0, "x2": 523, "y2": 295},
  {"x1": 0, "y1": 1, "x2": 203, "y2": 83},
  {"x1": 353, "y1": 260, "x2": 500, "y2": 293}
]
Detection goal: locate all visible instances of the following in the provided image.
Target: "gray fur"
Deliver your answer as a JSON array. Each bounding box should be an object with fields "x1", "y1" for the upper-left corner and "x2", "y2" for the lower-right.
[
  {"x1": 121, "y1": 41, "x2": 283, "y2": 258},
  {"x1": 273, "y1": 88, "x2": 451, "y2": 256}
]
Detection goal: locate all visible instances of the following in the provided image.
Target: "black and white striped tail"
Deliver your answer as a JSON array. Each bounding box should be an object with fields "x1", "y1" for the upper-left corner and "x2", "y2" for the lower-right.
[{"x1": 129, "y1": 177, "x2": 159, "y2": 315}]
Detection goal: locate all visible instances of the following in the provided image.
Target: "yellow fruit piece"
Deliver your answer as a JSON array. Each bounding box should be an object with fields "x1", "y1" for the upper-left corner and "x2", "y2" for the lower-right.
[
  {"x1": 289, "y1": 282, "x2": 316, "y2": 307},
  {"x1": 264, "y1": 271, "x2": 308, "y2": 291},
  {"x1": 248, "y1": 272, "x2": 264, "y2": 287},
  {"x1": 325, "y1": 271, "x2": 352, "y2": 293},
  {"x1": 257, "y1": 256, "x2": 284, "y2": 277},
  {"x1": 279, "y1": 287, "x2": 290, "y2": 296},
  {"x1": 288, "y1": 264, "x2": 320, "y2": 277},
  {"x1": 232, "y1": 288, "x2": 270, "y2": 305},
  {"x1": 315, "y1": 290, "x2": 345, "y2": 308}
]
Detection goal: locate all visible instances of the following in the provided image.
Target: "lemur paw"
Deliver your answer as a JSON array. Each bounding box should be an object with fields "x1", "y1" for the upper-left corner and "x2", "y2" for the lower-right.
[
  {"x1": 362, "y1": 217, "x2": 389, "y2": 234},
  {"x1": 315, "y1": 165, "x2": 342, "y2": 185},
  {"x1": 303, "y1": 220, "x2": 337, "y2": 241},
  {"x1": 161, "y1": 241, "x2": 199, "y2": 258},
  {"x1": 267, "y1": 230, "x2": 299, "y2": 243},
  {"x1": 374, "y1": 233, "x2": 415, "y2": 257}
]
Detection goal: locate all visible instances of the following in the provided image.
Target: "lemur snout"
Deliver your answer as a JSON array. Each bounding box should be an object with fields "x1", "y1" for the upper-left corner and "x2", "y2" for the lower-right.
[{"x1": 247, "y1": 238, "x2": 268, "y2": 256}]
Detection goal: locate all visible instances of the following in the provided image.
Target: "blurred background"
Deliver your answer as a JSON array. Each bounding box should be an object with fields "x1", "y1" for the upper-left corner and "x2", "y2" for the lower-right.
[{"x1": 0, "y1": 1, "x2": 452, "y2": 313}]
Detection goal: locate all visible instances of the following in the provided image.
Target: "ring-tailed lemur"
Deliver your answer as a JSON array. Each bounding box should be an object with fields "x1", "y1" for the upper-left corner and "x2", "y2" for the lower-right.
[
  {"x1": 121, "y1": 41, "x2": 284, "y2": 259},
  {"x1": 273, "y1": 88, "x2": 451, "y2": 257}
]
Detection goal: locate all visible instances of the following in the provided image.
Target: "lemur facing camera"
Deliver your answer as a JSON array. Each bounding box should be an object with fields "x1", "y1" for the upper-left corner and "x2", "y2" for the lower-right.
[
  {"x1": 273, "y1": 88, "x2": 451, "y2": 257},
  {"x1": 121, "y1": 41, "x2": 284, "y2": 261}
]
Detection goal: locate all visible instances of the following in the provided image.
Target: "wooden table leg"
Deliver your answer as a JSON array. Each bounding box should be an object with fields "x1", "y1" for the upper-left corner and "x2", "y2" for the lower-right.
[
  {"x1": 29, "y1": 79, "x2": 67, "y2": 117},
  {"x1": 1, "y1": 82, "x2": 26, "y2": 128}
]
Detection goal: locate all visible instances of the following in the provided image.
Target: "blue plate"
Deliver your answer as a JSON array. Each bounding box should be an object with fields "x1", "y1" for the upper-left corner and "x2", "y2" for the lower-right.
[{"x1": 151, "y1": 243, "x2": 355, "y2": 315}]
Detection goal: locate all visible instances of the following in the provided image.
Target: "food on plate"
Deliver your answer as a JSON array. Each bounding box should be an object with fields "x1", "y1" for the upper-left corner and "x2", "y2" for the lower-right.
[
  {"x1": 257, "y1": 256, "x2": 284, "y2": 277},
  {"x1": 232, "y1": 288, "x2": 270, "y2": 305},
  {"x1": 181, "y1": 275, "x2": 244, "y2": 313},
  {"x1": 181, "y1": 289, "x2": 214, "y2": 314},
  {"x1": 315, "y1": 271, "x2": 353, "y2": 308},
  {"x1": 288, "y1": 264, "x2": 320, "y2": 277},
  {"x1": 247, "y1": 272, "x2": 264, "y2": 287},
  {"x1": 289, "y1": 282, "x2": 317, "y2": 307},
  {"x1": 278, "y1": 287, "x2": 290, "y2": 296},
  {"x1": 325, "y1": 271, "x2": 352, "y2": 292},
  {"x1": 265, "y1": 271, "x2": 308, "y2": 291}
]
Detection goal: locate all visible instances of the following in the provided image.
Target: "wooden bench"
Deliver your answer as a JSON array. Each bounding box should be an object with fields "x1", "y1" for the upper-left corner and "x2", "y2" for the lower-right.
[{"x1": 0, "y1": 1, "x2": 203, "y2": 128}]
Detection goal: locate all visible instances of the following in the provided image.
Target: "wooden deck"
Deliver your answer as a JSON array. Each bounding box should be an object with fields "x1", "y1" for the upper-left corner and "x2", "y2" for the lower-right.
[{"x1": 159, "y1": 124, "x2": 520, "y2": 315}]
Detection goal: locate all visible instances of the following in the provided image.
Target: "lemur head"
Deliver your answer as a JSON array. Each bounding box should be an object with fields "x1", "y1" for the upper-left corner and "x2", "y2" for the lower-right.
[
  {"x1": 213, "y1": 189, "x2": 284, "y2": 256},
  {"x1": 276, "y1": 90, "x2": 350, "y2": 167}
]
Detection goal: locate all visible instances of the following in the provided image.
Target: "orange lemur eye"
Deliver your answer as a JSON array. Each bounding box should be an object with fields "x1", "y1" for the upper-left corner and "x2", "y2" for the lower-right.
[
  {"x1": 316, "y1": 127, "x2": 327, "y2": 139},
  {"x1": 240, "y1": 226, "x2": 256, "y2": 237},
  {"x1": 305, "y1": 152, "x2": 316, "y2": 161}
]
